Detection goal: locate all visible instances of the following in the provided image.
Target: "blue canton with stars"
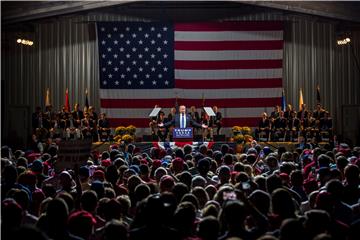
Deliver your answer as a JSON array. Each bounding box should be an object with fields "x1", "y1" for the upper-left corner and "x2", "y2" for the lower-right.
[{"x1": 97, "y1": 22, "x2": 174, "y2": 89}]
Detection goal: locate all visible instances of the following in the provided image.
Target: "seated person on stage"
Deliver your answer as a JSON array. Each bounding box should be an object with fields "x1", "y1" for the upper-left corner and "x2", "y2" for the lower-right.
[
  {"x1": 313, "y1": 103, "x2": 325, "y2": 120},
  {"x1": 81, "y1": 112, "x2": 95, "y2": 139},
  {"x1": 202, "y1": 112, "x2": 214, "y2": 141},
  {"x1": 211, "y1": 106, "x2": 223, "y2": 136},
  {"x1": 272, "y1": 111, "x2": 287, "y2": 141},
  {"x1": 288, "y1": 111, "x2": 301, "y2": 141},
  {"x1": 270, "y1": 105, "x2": 281, "y2": 119},
  {"x1": 156, "y1": 111, "x2": 168, "y2": 141},
  {"x1": 72, "y1": 103, "x2": 84, "y2": 127},
  {"x1": 284, "y1": 104, "x2": 294, "y2": 120},
  {"x1": 149, "y1": 105, "x2": 160, "y2": 135},
  {"x1": 166, "y1": 107, "x2": 177, "y2": 140},
  {"x1": 190, "y1": 106, "x2": 201, "y2": 135},
  {"x1": 160, "y1": 105, "x2": 207, "y2": 130},
  {"x1": 320, "y1": 111, "x2": 333, "y2": 138},
  {"x1": 98, "y1": 113, "x2": 111, "y2": 141},
  {"x1": 302, "y1": 111, "x2": 317, "y2": 139},
  {"x1": 255, "y1": 112, "x2": 271, "y2": 140},
  {"x1": 297, "y1": 103, "x2": 309, "y2": 121},
  {"x1": 49, "y1": 113, "x2": 62, "y2": 139},
  {"x1": 66, "y1": 112, "x2": 82, "y2": 140}
]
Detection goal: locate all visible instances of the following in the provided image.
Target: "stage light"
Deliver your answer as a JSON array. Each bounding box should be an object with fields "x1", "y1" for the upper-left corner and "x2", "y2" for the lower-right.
[
  {"x1": 16, "y1": 38, "x2": 34, "y2": 46},
  {"x1": 345, "y1": 37, "x2": 351, "y2": 42}
]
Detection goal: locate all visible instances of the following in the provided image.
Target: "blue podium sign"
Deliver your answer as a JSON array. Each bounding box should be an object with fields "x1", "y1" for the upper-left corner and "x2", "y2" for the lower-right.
[{"x1": 173, "y1": 128, "x2": 193, "y2": 139}]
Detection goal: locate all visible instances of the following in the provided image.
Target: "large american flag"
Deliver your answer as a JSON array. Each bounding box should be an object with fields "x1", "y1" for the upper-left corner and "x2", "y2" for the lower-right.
[{"x1": 97, "y1": 21, "x2": 283, "y2": 135}]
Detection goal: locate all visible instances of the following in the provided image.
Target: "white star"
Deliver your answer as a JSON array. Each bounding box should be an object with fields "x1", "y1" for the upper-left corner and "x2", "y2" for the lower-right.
[
  {"x1": 138, "y1": 27, "x2": 142, "y2": 31},
  {"x1": 127, "y1": 80, "x2": 132, "y2": 85},
  {"x1": 120, "y1": 47, "x2": 124, "y2": 52},
  {"x1": 163, "y1": 40, "x2": 168, "y2": 45},
  {"x1": 115, "y1": 80, "x2": 119, "y2": 85},
  {"x1": 152, "y1": 80, "x2": 157, "y2": 85},
  {"x1": 151, "y1": 67, "x2": 156, "y2": 72},
  {"x1": 138, "y1": 40, "x2": 143, "y2": 45},
  {"x1": 151, "y1": 27, "x2": 155, "y2": 31},
  {"x1": 151, "y1": 40, "x2": 155, "y2": 45},
  {"x1": 101, "y1": 40, "x2": 106, "y2": 45},
  {"x1": 164, "y1": 80, "x2": 169, "y2": 85},
  {"x1": 108, "y1": 74, "x2": 113, "y2": 78},
  {"x1": 145, "y1": 61, "x2": 149, "y2": 65},
  {"x1": 107, "y1": 60, "x2": 112, "y2": 65},
  {"x1": 138, "y1": 54, "x2": 143, "y2": 59},
  {"x1": 157, "y1": 47, "x2": 161, "y2": 52},
  {"x1": 121, "y1": 74, "x2": 125, "y2": 78},
  {"x1": 102, "y1": 67, "x2": 106, "y2": 72},
  {"x1": 151, "y1": 54, "x2": 155, "y2": 59},
  {"x1": 139, "y1": 67, "x2": 143, "y2": 72},
  {"x1": 132, "y1": 60, "x2": 137, "y2": 65},
  {"x1": 107, "y1": 34, "x2": 112, "y2": 38},
  {"x1": 126, "y1": 27, "x2": 130, "y2": 31},
  {"x1": 113, "y1": 40, "x2": 118, "y2": 45},
  {"x1": 144, "y1": 33, "x2": 149, "y2": 38},
  {"x1": 120, "y1": 60, "x2": 124, "y2": 65},
  {"x1": 133, "y1": 74, "x2": 138, "y2": 78},
  {"x1": 144, "y1": 47, "x2": 149, "y2": 52},
  {"x1": 113, "y1": 27, "x2": 118, "y2": 32},
  {"x1": 100, "y1": 27, "x2": 105, "y2": 32},
  {"x1": 103, "y1": 80, "x2": 107, "y2": 85},
  {"x1": 120, "y1": 34, "x2": 124, "y2": 38},
  {"x1": 102, "y1": 54, "x2": 106, "y2": 58},
  {"x1": 163, "y1": 67, "x2": 168, "y2": 72},
  {"x1": 163, "y1": 27, "x2": 168, "y2": 31},
  {"x1": 126, "y1": 54, "x2": 131, "y2": 58},
  {"x1": 157, "y1": 33, "x2": 162, "y2": 38},
  {"x1": 107, "y1": 47, "x2": 112, "y2": 52},
  {"x1": 113, "y1": 54, "x2": 118, "y2": 58},
  {"x1": 132, "y1": 47, "x2": 137, "y2": 52},
  {"x1": 114, "y1": 67, "x2": 119, "y2": 72},
  {"x1": 132, "y1": 33, "x2": 137, "y2": 38},
  {"x1": 163, "y1": 54, "x2": 168, "y2": 59},
  {"x1": 157, "y1": 60, "x2": 162, "y2": 65},
  {"x1": 158, "y1": 74, "x2": 162, "y2": 78},
  {"x1": 145, "y1": 74, "x2": 150, "y2": 78},
  {"x1": 139, "y1": 80, "x2": 144, "y2": 85},
  {"x1": 126, "y1": 40, "x2": 130, "y2": 45},
  {"x1": 126, "y1": 67, "x2": 131, "y2": 72}
]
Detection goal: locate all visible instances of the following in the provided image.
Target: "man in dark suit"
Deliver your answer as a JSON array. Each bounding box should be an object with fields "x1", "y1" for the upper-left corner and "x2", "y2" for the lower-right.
[
  {"x1": 160, "y1": 105, "x2": 208, "y2": 129},
  {"x1": 211, "y1": 106, "x2": 223, "y2": 135}
]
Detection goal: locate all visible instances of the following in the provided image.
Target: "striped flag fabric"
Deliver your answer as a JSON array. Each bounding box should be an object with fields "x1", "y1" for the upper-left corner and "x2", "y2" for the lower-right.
[{"x1": 97, "y1": 21, "x2": 283, "y2": 135}]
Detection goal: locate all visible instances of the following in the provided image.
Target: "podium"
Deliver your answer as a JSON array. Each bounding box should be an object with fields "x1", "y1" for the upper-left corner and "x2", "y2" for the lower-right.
[{"x1": 173, "y1": 127, "x2": 193, "y2": 142}]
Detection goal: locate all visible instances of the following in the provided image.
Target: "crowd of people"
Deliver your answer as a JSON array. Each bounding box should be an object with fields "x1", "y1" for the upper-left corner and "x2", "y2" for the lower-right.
[
  {"x1": 256, "y1": 103, "x2": 333, "y2": 142},
  {"x1": 1, "y1": 137, "x2": 359, "y2": 240}
]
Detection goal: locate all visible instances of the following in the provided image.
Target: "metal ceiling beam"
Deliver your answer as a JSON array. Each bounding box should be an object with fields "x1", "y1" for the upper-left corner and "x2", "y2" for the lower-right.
[
  {"x1": 2, "y1": 1, "x2": 135, "y2": 25},
  {"x1": 242, "y1": 1, "x2": 360, "y2": 23}
]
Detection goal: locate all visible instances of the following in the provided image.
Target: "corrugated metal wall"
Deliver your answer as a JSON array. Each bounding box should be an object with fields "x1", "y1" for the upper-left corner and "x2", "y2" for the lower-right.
[{"x1": 3, "y1": 9, "x2": 360, "y2": 142}]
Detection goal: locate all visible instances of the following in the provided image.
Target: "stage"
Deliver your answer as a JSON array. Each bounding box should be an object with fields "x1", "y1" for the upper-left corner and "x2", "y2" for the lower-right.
[{"x1": 91, "y1": 141, "x2": 327, "y2": 154}]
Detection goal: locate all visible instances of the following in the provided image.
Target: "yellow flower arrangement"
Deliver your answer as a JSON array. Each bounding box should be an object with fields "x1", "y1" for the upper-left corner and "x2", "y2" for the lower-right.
[
  {"x1": 115, "y1": 126, "x2": 126, "y2": 135},
  {"x1": 232, "y1": 126, "x2": 242, "y2": 132},
  {"x1": 126, "y1": 125, "x2": 136, "y2": 135},
  {"x1": 122, "y1": 134, "x2": 134, "y2": 143},
  {"x1": 244, "y1": 134, "x2": 253, "y2": 143},
  {"x1": 113, "y1": 135, "x2": 122, "y2": 142},
  {"x1": 233, "y1": 134, "x2": 245, "y2": 143},
  {"x1": 241, "y1": 127, "x2": 252, "y2": 135}
]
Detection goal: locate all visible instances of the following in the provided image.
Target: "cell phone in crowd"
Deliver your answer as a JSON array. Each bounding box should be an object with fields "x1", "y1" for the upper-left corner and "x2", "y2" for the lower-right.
[
  {"x1": 259, "y1": 150, "x2": 265, "y2": 159},
  {"x1": 223, "y1": 191, "x2": 237, "y2": 200}
]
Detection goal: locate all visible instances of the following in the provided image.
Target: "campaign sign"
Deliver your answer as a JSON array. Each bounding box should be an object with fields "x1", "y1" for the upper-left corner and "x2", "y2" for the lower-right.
[
  {"x1": 173, "y1": 128, "x2": 193, "y2": 139},
  {"x1": 55, "y1": 139, "x2": 92, "y2": 171}
]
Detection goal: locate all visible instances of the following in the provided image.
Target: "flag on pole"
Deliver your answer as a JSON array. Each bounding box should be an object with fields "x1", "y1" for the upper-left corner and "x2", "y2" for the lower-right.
[
  {"x1": 299, "y1": 88, "x2": 304, "y2": 111},
  {"x1": 316, "y1": 84, "x2": 321, "y2": 103},
  {"x1": 281, "y1": 88, "x2": 286, "y2": 112},
  {"x1": 85, "y1": 88, "x2": 89, "y2": 109},
  {"x1": 65, "y1": 88, "x2": 70, "y2": 112},
  {"x1": 45, "y1": 88, "x2": 51, "y2": 107}
]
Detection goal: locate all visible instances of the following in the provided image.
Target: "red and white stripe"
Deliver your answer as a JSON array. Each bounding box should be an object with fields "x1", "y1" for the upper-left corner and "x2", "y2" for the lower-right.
[{"x1": 100, "y1": 21, "x2": 283, "y2": 136}]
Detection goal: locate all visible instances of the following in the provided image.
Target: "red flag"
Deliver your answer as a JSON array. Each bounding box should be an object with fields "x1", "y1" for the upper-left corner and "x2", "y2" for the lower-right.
[{"x1": 65, "y1": 88, "x2": 70, "y2": 112}]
